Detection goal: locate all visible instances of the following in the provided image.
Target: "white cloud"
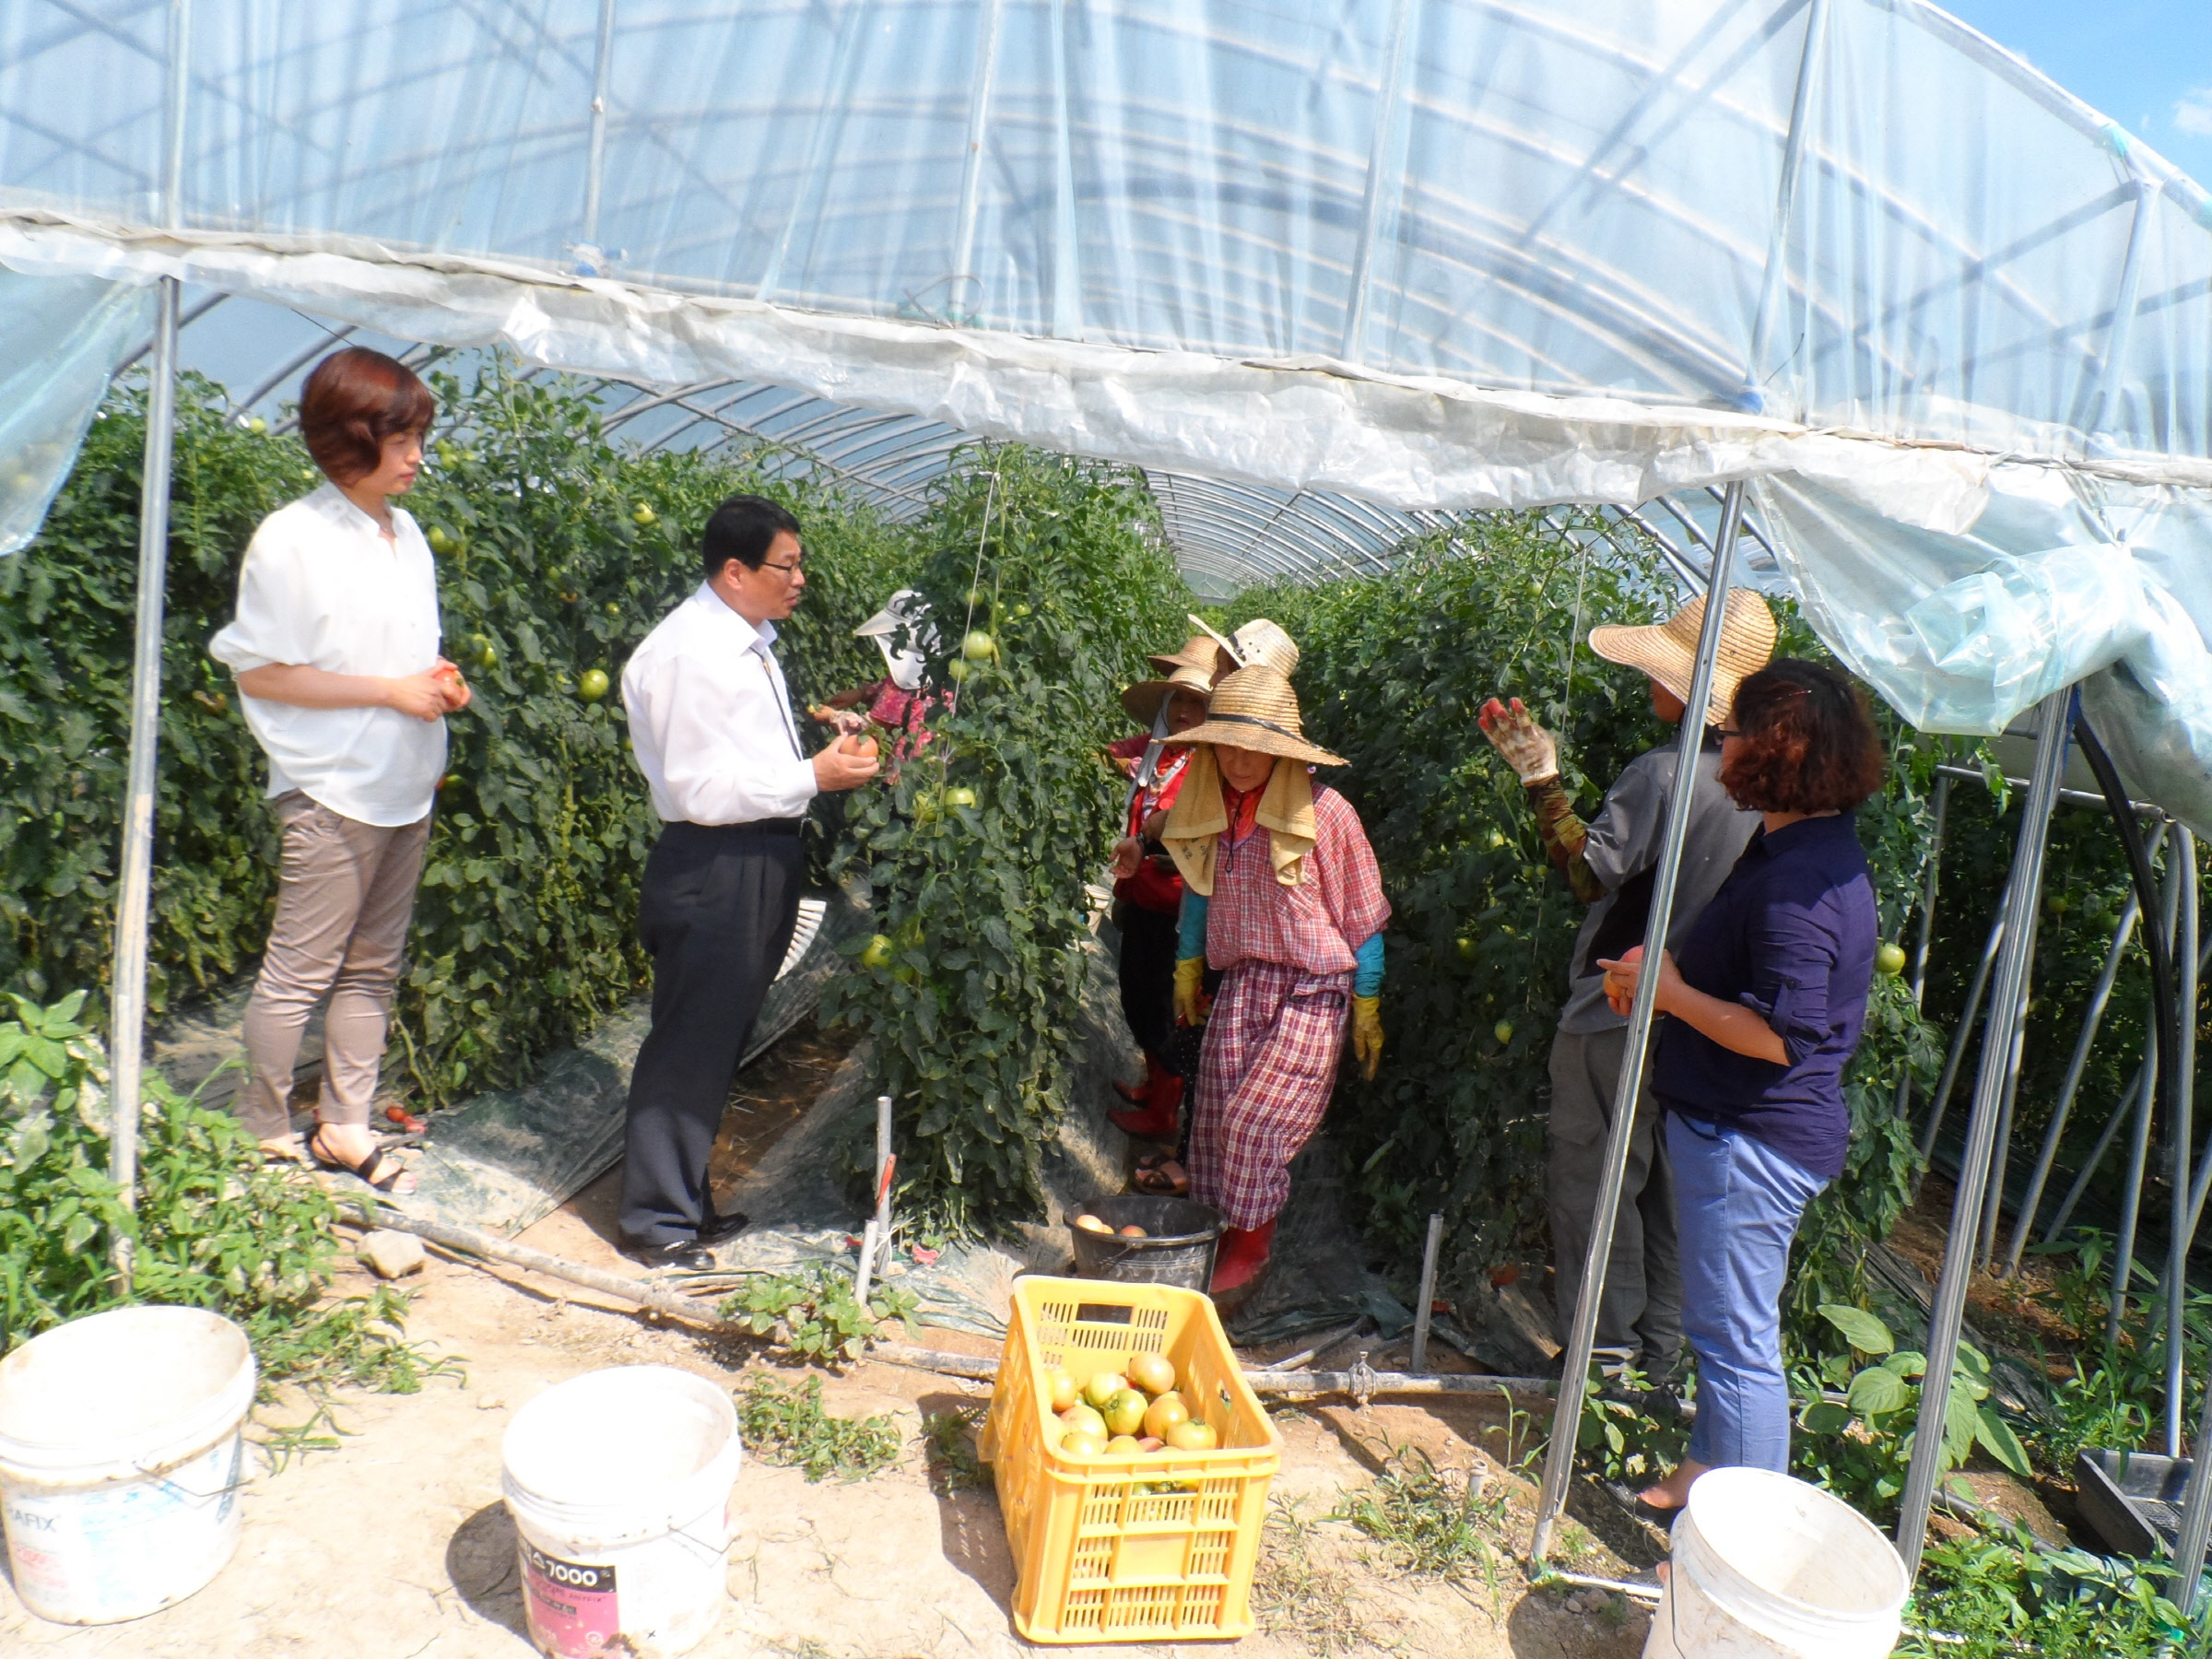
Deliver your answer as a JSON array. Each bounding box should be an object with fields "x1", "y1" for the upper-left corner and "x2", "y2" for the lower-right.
[{"x1": 2176, "y1": 87, "x2": 2212, "y2": 138}]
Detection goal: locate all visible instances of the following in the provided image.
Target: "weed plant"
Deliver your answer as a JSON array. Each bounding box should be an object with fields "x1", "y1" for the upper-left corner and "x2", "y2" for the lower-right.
[
  {"x1": 1333, "y1": 1444, "x2": 1510, "y2": 1582},
  {"x1": 0, "y1": 993, "x2": 443, "y2": 1393},
  {"x1": 735, "y1": 1373, "x2": 902, "y2": 1482},
  {"x1": 1900, "y1": 1524, "x2": 2200, "y2": 1658},
  {"x1": 719, "y1": 1262, "x2": 920, "y2": 1365}
]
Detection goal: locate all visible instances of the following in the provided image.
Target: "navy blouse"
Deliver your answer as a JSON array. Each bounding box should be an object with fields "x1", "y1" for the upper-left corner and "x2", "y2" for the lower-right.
[{"x1": 1651, "y1": 812, "x2": 1878, "y2": 1180}]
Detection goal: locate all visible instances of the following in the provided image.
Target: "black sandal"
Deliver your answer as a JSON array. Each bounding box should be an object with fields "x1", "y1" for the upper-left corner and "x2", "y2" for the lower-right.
[
  {"x1": 307, "y1": 1127, "x2": 415, "y2": 1194},
  {"x1": 1130, "y1": 1155, "x2": 1190, "y2": 1198}
]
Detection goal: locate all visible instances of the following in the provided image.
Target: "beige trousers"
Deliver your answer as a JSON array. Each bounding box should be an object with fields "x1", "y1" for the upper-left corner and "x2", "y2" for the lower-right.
[{"x1": 233, "y1": 792, "x2": 430, "y2": 1141}]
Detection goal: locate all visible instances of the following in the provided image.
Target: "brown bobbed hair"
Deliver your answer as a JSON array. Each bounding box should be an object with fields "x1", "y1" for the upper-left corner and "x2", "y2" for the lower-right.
[
  {"x1": 1719, "y1": 657, "x2": 1887, "y2": 816},
  {"x1": 299, "y1": 347, "x2": 436, "y2": 486}
]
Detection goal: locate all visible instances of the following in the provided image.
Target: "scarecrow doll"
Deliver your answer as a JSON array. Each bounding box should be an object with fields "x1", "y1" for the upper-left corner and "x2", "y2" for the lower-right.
[{"x1": 1162, "y1": 665, "x2": 1389, "y2": 1304}]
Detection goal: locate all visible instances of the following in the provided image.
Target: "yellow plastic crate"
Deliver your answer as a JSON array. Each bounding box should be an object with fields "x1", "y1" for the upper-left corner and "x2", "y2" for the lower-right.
[{"x1": 978, "y1": 1276, "x2": 1279, "y2": 1643}]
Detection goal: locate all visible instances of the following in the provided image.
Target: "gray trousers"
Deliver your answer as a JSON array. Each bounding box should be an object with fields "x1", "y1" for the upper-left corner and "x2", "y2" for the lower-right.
[
  {"x1": 233, "y1": 792, "x2": 429, "y2": 1141},
  {"x1": 1547, "y1": 1024, "x2": 1683, "y2": 1382}
]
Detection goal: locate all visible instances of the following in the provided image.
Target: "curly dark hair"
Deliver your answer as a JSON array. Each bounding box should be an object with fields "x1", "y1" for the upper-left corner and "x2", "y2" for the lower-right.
[{"x1": 1720, "y1": 658, "x2": 1886, "y2": 815}]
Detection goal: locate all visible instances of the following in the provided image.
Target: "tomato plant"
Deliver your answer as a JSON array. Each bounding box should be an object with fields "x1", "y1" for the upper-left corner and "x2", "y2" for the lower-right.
[
  {"x1": 1232, "y1": 522, "x2": 1947, "y2": 1299},
  {"x1": 820, "y1": 444, "x2": 1189, "y2": 1233},
  {"x1": 1, "y1": 360, "x2": 907, "y2": 1108}
]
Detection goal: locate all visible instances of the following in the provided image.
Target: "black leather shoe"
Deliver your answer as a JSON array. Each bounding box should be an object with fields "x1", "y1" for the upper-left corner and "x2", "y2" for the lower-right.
[
  {"x1": 696, "y1": 1206, "x2": 750, "y2": 1246},
  {"x1": 618, "y1": 1236, "x2": 715, "y2": 1272}
]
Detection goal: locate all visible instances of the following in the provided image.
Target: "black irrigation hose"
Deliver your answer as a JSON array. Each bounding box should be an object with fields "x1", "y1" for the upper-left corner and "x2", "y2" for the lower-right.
[{"x1": 2071, "y1": 712, "x2": 2181, "y2": 1234}]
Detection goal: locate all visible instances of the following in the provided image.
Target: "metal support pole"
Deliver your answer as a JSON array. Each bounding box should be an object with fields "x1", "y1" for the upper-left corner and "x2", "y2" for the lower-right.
[
  {"x1": 111, "y1": 0, "x2": 191, "y2": 1283},
  {"x1": 1976, "y1": 988, "x2": 2033, "y2": 1270},
  {"x1": 1338, "y1": 0, "x2": 1417, "y2": 362},
  {"x1": 1409, "y1": 1213, "x2": 1443, "y2": 1374},
  {"x1": 1738, "y1": 0, "x2": 1829, "y2": 412},
  {"x1": 1529, "y1": 482, "x2": 1746, "y2": 1566},
  {"x1": 1895, "y1": 688, "x2": 2072, "y2": 1576},
  {"x1": 1916, "y1": 912, "x2": 2005, "y2": 1167},
  {"x1": 110, "y1": 280, "x2": 182, "y2": 1283},
  {"x1": 581, "y1": 0, "x2": 618, "y2": 251},
  {"x1": 2046, "y1": 1057, "x2": 2147, "y2": 1241},
  {"x1": 2111, "y1": 846, "x2": 2183, "y2": 1348},
  {"x1": 948, "y1": 0, "x2": 1006, "y2": 290},
  {"x1": 2167, "y1": 1323, "x2": 2212, "y2": 1617},
  {"x1": 2166, "y1": 828, "x2": 2198, "y2": 1455},
  {"x1": 2005, "y1": 828, "x2": 2165, "y2": 1273}
]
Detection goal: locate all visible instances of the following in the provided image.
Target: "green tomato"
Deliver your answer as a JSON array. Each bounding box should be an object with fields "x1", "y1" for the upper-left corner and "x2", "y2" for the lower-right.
[
  {"x1": 631, "y1": 503, "x2": 657, "y2": 528},
  {"x1": 960, "y1": 630, "x2": 997, "y2": 662},
  {"x1": 946, "y1": 659, "x2": 971, "y2": 683},
  {"x1": 965, "y1": 586, "x2": 990, "y2": 612},
  {"x1": 475, "y1": 643, "x2": 498, "y2": 671},
  {"x1": 605, "y1": 601, "x2": 622, "y2": 618},
  {"x1": 1456, "y1": 935, "x2": 1477, "y2": 962},
  {"x1": 1494, "y1": 1019, "x2": 1514, "y2": 1045},
  {"x1": 1876, "y1": 942, "x2": 1909, "y2": 978},
  {"x1": 859, "y1": 935, "x2": 894, "y2": 970},
  {"x1": 428, "y1": 526, "x2": 457, "y2": 555},
  {"x1": 578, "y1": 669, "x2": 610, "y2": 702},
  {"x1": 944, "y1": 786, "x2": 977, "y2": 808},
  {"x1": 247, "y1": 417, "x2": 269, "y2": 436},
  {"x1": 1011, "y1": 601, "x2": 1032, "y2": 618}
]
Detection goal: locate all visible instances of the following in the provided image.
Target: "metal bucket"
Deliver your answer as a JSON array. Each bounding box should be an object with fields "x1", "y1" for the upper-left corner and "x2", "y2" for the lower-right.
[{"x1": 1066, "y1": 1194, "x2": 1223, "y2": 1290}]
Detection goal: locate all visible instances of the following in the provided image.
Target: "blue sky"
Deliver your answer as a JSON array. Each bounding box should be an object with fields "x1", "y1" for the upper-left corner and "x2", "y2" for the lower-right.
[{"x1": 1939, "y1": 2, "x2": 2212, "y2": 187}]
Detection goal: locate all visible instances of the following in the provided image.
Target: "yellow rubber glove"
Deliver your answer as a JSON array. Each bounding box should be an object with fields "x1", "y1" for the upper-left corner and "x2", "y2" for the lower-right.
[
  {"x1": 1173, "y1": 958, "x2": 1208, "y2": 1026},
  {"x1": 1351, "y1": 994, "x2": 1383, "y2": 1079}
]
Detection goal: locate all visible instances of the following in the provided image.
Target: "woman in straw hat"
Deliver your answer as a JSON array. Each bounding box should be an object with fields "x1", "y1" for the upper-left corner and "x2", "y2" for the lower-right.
[
  {"x1": 1476, "y1": 590, "x2": 1773, "y2": 1390},
  {"x1": 1103, "y1": 636, "x2": 1229, "y2": 1159},
  {"x1": 1161, "y1": 665, "x2": 1390, "y2": 1303},
  {"x1": 1595, "y1": 659, "x2": 1885, "y2": 1509}
]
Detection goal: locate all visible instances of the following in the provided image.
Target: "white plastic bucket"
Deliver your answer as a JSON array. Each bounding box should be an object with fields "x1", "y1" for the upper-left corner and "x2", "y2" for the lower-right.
[
  {"x1": 0, "y1": 1305, "x2": 256, "y2": 1624},
  {"x1": 500, "y1": 1365, "x2": 743, "y2": 1659},
  {"x1": 1643, "y1": 1467, "x2": 1910, "y2": 1659}
]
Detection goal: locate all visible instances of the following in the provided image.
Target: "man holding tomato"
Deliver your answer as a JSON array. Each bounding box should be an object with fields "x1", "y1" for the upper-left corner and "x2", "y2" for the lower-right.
[
  {"x1": 1477, "y1": 591, "x2": 1773, "y2": 1388},
  {"x1": 618, "y1": 494, "x2": 879, "y2": 1270}
]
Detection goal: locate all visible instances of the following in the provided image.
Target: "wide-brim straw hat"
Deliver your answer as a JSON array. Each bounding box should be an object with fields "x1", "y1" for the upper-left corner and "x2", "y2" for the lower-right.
[
  {"x1": 1587, "y1": 591, "x2": 1777, "y2": 728},
  {"x1": 1122, "y1": 662, "x2": 1218, "y2": 726},
  {"x1": 1147, "y1": 632, "x2": 1234, "y2": 681},
  {"x1": 1189, "y1": 614, "x2": 1300, "y2": 678},
  {"x1": 1174, "y1": 665, "x2": 1346, "y2": 766}
]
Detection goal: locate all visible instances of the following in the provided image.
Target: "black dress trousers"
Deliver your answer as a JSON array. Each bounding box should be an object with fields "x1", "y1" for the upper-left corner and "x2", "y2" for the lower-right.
[{"x1": 618, "y1": 818, "x2": 804, "y2": 1244}]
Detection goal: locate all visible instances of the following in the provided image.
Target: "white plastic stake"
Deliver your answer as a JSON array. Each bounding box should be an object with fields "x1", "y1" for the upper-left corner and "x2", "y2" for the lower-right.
[
  {"x1": 1409, "y1": 1212, "x2": 1443, "y2": 1373},
  {"x1": 874, "y1": 1093, "x2": 895, "y2": 1277}
]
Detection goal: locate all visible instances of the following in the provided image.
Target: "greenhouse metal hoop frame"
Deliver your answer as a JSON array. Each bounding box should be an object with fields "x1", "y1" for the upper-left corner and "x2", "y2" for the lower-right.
[{"x1": 38, "y1": 0, "x2": 2212, "y2": 1620}]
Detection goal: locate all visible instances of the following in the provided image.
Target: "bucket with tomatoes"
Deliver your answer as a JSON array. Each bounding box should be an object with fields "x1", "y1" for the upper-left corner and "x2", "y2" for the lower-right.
[{"x1": 1065, "y1": 1194, "x2": 1222, "y2": 1292}]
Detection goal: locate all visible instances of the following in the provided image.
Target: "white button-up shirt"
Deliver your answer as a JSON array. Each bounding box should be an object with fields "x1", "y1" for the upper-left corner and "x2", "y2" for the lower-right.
[
  {"x1": 208, "y1": 484, "x2": 446, "y2": 827},
  {"x1": 622, "y1": 583, "x2": 818, "y2": 825}
]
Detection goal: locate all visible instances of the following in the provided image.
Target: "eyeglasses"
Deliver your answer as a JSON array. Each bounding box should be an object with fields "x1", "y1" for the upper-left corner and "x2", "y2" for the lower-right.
[
  {"x1": 759, "y1": 559, "x2": 806, "y2": 580},
  {"x1": 1718, "y1": 727, "x2": 1745, "y2": 740}
]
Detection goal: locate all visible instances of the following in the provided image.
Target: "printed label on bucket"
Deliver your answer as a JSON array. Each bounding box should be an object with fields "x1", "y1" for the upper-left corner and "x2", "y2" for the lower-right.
[{"x1": 520, "y1": 1539, "x2": 620, "y2": 1656}]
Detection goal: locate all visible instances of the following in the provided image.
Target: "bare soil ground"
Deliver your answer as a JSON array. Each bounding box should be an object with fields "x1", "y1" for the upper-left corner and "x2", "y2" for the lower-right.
[{"x1": 0, "y1": 1022, "x2": 1656, "y2": 1659}]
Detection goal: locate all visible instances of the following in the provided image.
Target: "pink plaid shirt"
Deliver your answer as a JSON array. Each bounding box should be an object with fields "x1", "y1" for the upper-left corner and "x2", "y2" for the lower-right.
[{"x1": 1204, "y1": 786, "x2": 1389, "y2": 975}]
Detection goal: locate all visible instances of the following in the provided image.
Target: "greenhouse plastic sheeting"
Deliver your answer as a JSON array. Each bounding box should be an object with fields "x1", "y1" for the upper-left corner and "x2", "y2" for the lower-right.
[
  {"x1": 0, "y1": 271, "x2": 147, "y2": 555},
  {"x1": 7, "y1": 1, "x2": 2212, "y2": 812},
  {"x1": 1758, "y1": 467, "x2": 2212, "y2": 830},
  {"x1": 3, "y1": 1, "x2": 2210, "y2": 510}
]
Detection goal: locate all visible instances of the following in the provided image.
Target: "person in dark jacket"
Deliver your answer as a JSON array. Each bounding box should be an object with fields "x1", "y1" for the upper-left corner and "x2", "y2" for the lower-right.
[
  {"x1": 1478, "y1": 592, "x2": 1773, "y2": 1383},
  {"x1": 1595, "y1": 658, "x2": 1886, "y2": 1510}
]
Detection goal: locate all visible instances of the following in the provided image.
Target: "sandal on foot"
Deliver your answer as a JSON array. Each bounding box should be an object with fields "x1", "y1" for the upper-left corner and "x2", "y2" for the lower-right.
[
  {"x1": 1130, "y1": 1158, "x2": 1189, "y2": 1198},
  {"x1": 307, "y1": 1128, "x2": 416, "y2": 1195}
]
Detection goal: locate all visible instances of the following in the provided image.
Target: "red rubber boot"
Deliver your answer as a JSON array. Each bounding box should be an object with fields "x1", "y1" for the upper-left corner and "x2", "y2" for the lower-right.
[
  {"x1": 1112, "y1": 1051, "x2": 1169, "y2": 1105},
  {"x1": 1209, "y1": 1218, "x2": 1277, "y2": 1303},
  {"x1": 1109, "y1": 1066, "x2": 1183, "y2": 1139}
]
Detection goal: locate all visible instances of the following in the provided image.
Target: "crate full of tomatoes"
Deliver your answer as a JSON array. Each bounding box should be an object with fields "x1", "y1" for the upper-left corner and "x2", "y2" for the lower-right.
[{"x1": 977, "y1": 1277, "x2": 1279, "y2": 1642}]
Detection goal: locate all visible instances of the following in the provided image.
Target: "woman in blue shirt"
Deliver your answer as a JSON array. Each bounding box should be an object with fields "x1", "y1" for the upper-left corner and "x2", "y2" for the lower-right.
[{"x1": 1596, "y1": 658, "x2": 1885, "y2": 1510}]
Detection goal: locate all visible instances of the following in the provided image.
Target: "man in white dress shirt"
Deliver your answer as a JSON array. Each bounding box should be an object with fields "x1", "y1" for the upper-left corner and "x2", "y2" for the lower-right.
[{"x1": 618, "y1": 494, "x2": 879, "y2": 1267}]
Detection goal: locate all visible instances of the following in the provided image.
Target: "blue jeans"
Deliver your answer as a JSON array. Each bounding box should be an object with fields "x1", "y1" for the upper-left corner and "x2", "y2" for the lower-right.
[{"x1": 1669, "y1": 1112, "x2": 1828, "y2": 1472}]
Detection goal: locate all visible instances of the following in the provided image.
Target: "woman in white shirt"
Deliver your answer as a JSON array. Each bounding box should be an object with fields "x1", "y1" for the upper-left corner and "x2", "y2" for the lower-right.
[{"x1": 209, "y1": 347, "x2": 469, "y2": 1193}]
